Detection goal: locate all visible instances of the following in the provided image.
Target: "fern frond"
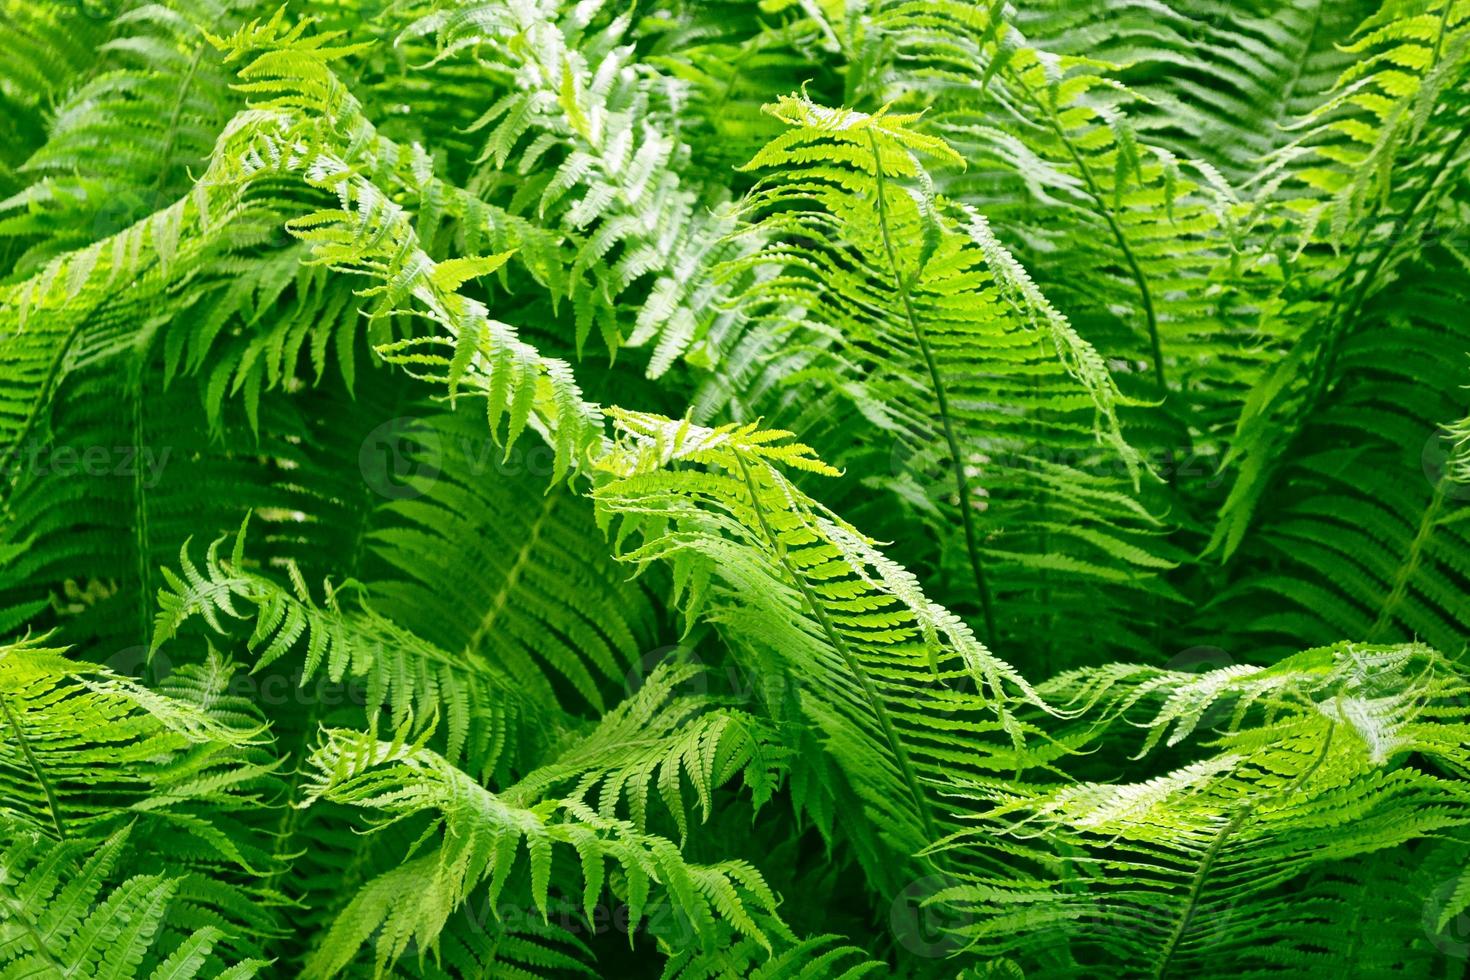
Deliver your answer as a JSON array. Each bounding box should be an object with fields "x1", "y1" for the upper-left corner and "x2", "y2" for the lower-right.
[
  {"x1": 726, "y1": 92, "x2": 1176, "y2": 662},
  {"x1": 659, "y1": 930, "x2": 886, "y2": 980},
  {"x1": 1, "y1": 0, "x2": 246, "y2": 275},
  {"x1": 362, "y1": 409, "x2": 658, "y2": 716},
  {"x1": 937, "y1": 641, "x2": 1470, "y2": 977},
  {"x1": 150, "y1": 521, "x2": 538, "y2": 783},
  {"x1": 507, "y1": 662, "x2": 786, "y2": 841},
  {"x1": 1015, "y1": 0, "x2": 1371, "y2": 180},
  {"x1": 299, "y1": 726, "x2": 785, "y2": 978},
  {"x1": 593, "y1": 408, "x2": 1043, "y2": 895},
  {"x1": 399, "y1": 0, "x2": 757, "y2": 373},
  {"x1": 1211, "y1": 0, "x2": 1470, "y2": 557},
  {"x1": 284, "y1": 172, "x2": 602, "y2": 484},
  {"x1": 2, "y1": 5, "x2": 1464, "y2": 975},
  {"x1": 0, "y1": 634, "x2": 286, "y2": 969},
  {"x1": 1204, "y1": 257, "x2": 1470, "y2": 657},
  {"x1": 0, "y1": 824, "x2": 265, "y2": 980}
]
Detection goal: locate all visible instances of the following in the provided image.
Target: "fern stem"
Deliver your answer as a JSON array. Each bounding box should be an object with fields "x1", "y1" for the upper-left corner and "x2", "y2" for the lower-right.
[
  {"x1": 0, "y1": 692, "x2": 66, "y2": 839},
  {"x1": 149, "y1": 42, "x2": 207, "y2": 199},
  {"x1": 1231, "y1": 98, "x2": 1470, "y2": 560},
  {"x1": 1152, "y1": 724, "x2": 1336, "y2": 979},
  {"x1": 1151, "y1": 804, "x2": 1247, "y2": 980},
  {"x1": 1306, "y1": 3, "x2": 1462, "y2": 408},
  {"x1": 1011, "y1": 74, "x2": 1168, "y2": 400},
  {"x1": 1307, "y1": 121, "x2": 1470, "y2": 408},
  {"x1": 866, "y1": 130, "x2": 999, "y2": 649},
  {"x1": 1369, "y1": 476, "x2": 1448, "y2": 640},
  {"x1": 462, "y1": 493, "x2": 556, "y2": 658},
  {"x1": 734, "y1": 454, "x2": 941, "y2": 847},
  {"x1": 0, "y1": 889, "x2": 63, "y2": 972},
  {"x1": 1268, "y1": 0, "x2": 1326, "y2": 134}
]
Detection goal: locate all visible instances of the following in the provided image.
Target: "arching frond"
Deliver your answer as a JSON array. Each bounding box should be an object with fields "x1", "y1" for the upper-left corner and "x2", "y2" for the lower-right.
[
  {"x1": 0, "y1": 635, "x2": 287, "y2": 967},
  {"x1": 1015, "y1": 0, "x2": 1372, "y2": 180},
  {"x1": 725, "y1": 92, "x2": 1175, "y2": 662},
  {"x1": 298, "y1": 724, "x2": 786, "y2": 978},
  {"x1": 0, "y1": 825, "x2": 267, "y2": 980},
  {"x1": 1199, "y1": 257, "x2": 1470, "y2": 659},
  {"x1": 936, "y1": 641, "x2": 1470, "y2": 977},
  {"x1": 592, "y1": 409, "x2": 1042, "y2": 896},
  {"x1": 150, "y1": 519, "x2": 540, "y2": 784},
  {"x1": 361, "y1": 409, "x2": 658, "y2": 717},
  {"x1": 1, "y1": 0, "x2": 246, "y2": 275},
  {"x1": 506, "y1": 662, "x2": 785, "y2": 841},
  {"x1": 400, "y1": 0, "x2": 756, "y2": 374},
  {"x1": 1212, "y1": 0, "x2": 1470, "y2": 557}
]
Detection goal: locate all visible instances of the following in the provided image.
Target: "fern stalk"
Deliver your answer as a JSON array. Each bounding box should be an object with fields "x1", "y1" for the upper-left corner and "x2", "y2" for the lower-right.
[
  {"x1": 735, "y1": 453, "x2": 941, "y2": 846},
  {"x1": 1005, "y1": 68, "x2": 1168, "y2": 400},
  {"x1": 0, "y1": 692, "x2": 65, "y2": 839},
  {"x1": 865, "y1": 128, "x2": 999, "y2": 648}
]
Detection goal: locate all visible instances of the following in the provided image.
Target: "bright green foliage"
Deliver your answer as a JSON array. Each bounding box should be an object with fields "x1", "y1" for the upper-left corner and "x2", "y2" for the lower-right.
[
  {"x1": 944, "y1": 642, "x2": 1470, "y2": 975},
  {"x1": 2, "y1": 1, "x2": 1469, "y2": 977}
]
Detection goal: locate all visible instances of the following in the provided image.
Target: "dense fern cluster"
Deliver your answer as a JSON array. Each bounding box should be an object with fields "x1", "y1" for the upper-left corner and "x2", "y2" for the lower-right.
[{"x1": 2, "y1": 0, "x2": 1469, "y2": 976}]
